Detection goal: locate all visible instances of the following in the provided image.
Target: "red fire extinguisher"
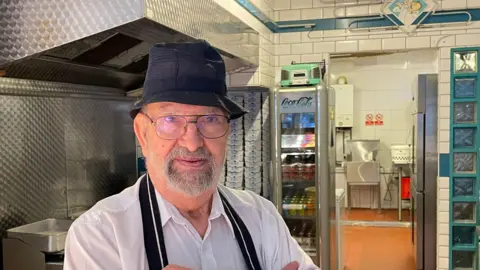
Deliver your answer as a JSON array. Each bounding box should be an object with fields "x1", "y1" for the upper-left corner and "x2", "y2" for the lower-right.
[{"x1": 401, "y1": 177, "x2": 411, "y2": 199}]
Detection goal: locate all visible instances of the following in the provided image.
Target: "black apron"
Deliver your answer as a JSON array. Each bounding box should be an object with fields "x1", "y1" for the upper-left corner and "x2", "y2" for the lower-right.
[{"x1": 139, "y1": 175, "x2": 262, "y2": 270}]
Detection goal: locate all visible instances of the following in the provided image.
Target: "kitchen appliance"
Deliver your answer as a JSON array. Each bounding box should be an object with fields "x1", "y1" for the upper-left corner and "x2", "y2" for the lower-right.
[
  {"x1": 410, "y1": 74, "x2": 438, "y2": 270},
  {"x1": 280, "y1": 63, "x2": 323, "y2": 87},
  {"x1": 270, "y1": 84, "x2": 339, "y2": 269},
  {"x1": 2, "y1": 219, "x2": 73, "y2": 270},
  {"x1": 391, "y1": 144, "x2": 413, "y2": 164},
  {"x1": 346, "y1": 140, "x2": 380, "y2": 162},
  {"x1": 331, "y1": 84, "x2": 354, "y2": 128}
]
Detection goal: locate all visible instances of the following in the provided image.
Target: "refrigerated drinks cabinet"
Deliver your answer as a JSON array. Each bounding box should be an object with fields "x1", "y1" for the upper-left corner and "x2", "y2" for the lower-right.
[{"x1": 270, "y1": 85, "x2": 339, "y2": 269}]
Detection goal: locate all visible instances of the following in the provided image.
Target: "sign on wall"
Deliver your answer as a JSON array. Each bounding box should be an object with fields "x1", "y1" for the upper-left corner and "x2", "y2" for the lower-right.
[
  {"x1": 380, "y1": 0, "x2": 438, "y2": 34},
  {"x1": 365, "y1": 113, "x2": 374, "y2": 126},
  {"x1": 375, "y1": 113, "x2": 384, "y2": 126}
]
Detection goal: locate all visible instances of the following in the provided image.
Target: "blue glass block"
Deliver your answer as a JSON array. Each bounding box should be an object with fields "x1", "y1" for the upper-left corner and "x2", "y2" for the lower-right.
[
  {"x1": 455, "y1": 78, "x2": 476, "y2": 98},
  {"x1": 452, "y1": 226, "x2": 475, "y2": 246},
  {"x1": 452, "y1": 250, "x2": 475, "y2": 270},
  {"x1": 453, "y1": 178, "x2": 475, "y2": 197},
  {"x1": 453, "y1": 202, "x2": 476, "y2": 223},
  {"x1": 454, "y1": 102, "x2": 476, "y2": 123},
  {"x1": 454, "y1": 128, "x2": 476, "y2": 148},
  {"x1": 453, "y1": 153, "x2": 476, "y2": 173}
]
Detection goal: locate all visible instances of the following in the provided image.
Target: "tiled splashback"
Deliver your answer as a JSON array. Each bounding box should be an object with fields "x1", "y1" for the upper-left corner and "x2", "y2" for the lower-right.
[{"x1": 330, "y1": 49, "x2": 439, "y2": 170}]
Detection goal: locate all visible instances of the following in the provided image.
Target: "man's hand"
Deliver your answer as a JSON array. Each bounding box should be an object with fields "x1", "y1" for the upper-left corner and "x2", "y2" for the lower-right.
[
  {"x1": 283, "y1": 261, "x2": 300, "y2": 270},
  {"x1": 163, "y1": 264, "x2": 192, "y2": 270}
]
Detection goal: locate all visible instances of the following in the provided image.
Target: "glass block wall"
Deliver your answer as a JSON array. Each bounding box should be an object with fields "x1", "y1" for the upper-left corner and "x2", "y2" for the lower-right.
[{"x1": 450, "y1": 47, "x2": 480, "y2": 270}]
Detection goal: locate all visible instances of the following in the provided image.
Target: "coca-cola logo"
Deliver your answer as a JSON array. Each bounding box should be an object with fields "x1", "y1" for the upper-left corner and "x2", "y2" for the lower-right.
[{"x1": 281, "y1": 97, "x2": 313, "y2": 108}]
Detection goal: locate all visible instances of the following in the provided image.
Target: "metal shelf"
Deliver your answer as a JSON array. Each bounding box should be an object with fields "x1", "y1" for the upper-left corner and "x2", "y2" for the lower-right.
[
  {"x1": 281, "y1": 147, "x2": 315, "y2": 153},
  {"x1": 282, "y1": 180, "x2": 316, "y2": 185}
]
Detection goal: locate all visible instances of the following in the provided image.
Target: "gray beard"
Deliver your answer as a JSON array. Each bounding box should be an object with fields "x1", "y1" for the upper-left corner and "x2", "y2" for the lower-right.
[{"x1": 164, "y1": 147, "x2": 221, "y2": 196}]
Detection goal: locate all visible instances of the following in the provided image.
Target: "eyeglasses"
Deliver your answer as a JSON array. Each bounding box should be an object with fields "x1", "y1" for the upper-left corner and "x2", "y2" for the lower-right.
[{"x1": 144, "y1": 114, "x2": 231, "y2": 139}]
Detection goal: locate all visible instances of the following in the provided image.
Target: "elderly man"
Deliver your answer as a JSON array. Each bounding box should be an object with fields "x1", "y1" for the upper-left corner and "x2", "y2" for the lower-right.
[{"x1": 63, "y1": 40, "x2": 319, "y2": 270}]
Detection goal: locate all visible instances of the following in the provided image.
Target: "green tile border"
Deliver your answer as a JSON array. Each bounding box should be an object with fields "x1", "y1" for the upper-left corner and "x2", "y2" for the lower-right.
[{"x1": 450, "y1": 47, "x2": 480, "y2": 270}]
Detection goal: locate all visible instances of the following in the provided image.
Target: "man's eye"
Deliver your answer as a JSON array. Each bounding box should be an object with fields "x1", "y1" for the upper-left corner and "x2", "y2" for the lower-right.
[
  {"x1": 205, "y1": 116, "x2": 219, "y2": 123},
  {"x1": 164, "y1": 116, "x2": 178, "y2": 123}
]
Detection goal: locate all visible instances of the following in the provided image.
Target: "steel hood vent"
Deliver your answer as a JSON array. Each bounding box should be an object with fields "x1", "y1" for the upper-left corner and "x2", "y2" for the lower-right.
[{"x1": 0, "y1": 0, "x2": 259, "y2": 90}]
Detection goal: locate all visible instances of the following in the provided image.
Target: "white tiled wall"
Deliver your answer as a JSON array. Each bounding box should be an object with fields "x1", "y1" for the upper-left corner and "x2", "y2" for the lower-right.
[
  {"x1": 215, "y1": 0, "x2": 276, "y2": 88},
  {"x1": 226, "y1": 1, "x2": 480, "y2": 269},
  {"x1": 437, "y1": 176, "x2": 450, "y2": 270},
  {"x1": 272, "y1": 0, "x2": 480, "y2": 19},
  {"x1": 329, "y1": 50, "x2": 438, "y2": 170}
]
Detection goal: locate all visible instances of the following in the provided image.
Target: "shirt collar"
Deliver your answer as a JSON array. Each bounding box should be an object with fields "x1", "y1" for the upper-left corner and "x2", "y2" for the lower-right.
[{"x1": 152, "y1": 186, "x2": 236, "y2": 238}]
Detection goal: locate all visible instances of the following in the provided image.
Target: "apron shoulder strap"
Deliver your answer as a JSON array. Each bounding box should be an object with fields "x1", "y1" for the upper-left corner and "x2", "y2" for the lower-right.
[
  {"x1": 218, "y1": 190, "x2": 263, "y2": 270},
  {"x1": 139, "y1": 176, "x2": 168, "y2": 269}
]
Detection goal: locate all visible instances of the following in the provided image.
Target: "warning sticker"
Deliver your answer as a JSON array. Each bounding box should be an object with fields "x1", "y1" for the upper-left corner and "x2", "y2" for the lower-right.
[
  {"x1": 374, "y1": 113, "x2": 384, "y2": 126},
  {"x1": 365, "y1": 113, "x2": 374, "y2": 126}
]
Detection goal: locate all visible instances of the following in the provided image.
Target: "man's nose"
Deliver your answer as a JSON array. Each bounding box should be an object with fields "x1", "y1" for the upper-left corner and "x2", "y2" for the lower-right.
[{"x1": 177, "y1": 123, "x2": 204, "y2": 152}]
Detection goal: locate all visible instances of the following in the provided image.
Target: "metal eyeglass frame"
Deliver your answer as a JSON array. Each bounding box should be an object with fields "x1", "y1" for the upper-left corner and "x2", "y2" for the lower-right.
[{"x1": 142, "y1": 113, "x2": 231, "y2": 139}]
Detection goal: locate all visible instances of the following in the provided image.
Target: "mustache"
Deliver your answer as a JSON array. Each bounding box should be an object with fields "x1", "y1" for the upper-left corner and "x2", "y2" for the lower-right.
[{"x1": 167, "y1": 146, "x2": 213, "y2": 161}]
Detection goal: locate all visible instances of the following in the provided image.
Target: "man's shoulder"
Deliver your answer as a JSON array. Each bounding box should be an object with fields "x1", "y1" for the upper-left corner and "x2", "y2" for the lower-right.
[
  {"x1": 218, "y1": 185, "x2": 276, "y2": 213},
  {"x1": 70, "y1": 180, "x2": 141, "y2": 230}
]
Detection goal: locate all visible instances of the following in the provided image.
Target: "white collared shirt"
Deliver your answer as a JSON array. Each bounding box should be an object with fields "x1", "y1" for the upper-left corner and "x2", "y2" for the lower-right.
[{"x1": 63, "y1": 176, "x2": 320, "y2": 270}]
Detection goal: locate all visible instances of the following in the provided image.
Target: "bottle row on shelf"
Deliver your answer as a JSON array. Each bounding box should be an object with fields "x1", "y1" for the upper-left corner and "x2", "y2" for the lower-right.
[
  {"x1": 288, "y1": 221, "x2": 316, "y2": 251},
  {"x1": 282, "y1": 188, "x2": 316, "y2": 217},
  {"x1": 282, "y1": 154, "x2": 315, "y2": 164},
  {"x1": 282, "y1": 164, "x2": 315, "y2": 181}
]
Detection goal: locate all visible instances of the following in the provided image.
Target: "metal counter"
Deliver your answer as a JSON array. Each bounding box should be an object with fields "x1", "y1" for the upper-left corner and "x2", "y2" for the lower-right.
[{"x1": 3, "y1": 219, "x2": 72, "y2": 270}]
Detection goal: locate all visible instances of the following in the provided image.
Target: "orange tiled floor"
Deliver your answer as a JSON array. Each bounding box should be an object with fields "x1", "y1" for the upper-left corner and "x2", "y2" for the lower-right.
[
  {"x1": 345, "y1": 208, "x2": 412, "y2": 222},
  {"x1": 344, "y1": 226, "x2": 416, "y2": 270}
]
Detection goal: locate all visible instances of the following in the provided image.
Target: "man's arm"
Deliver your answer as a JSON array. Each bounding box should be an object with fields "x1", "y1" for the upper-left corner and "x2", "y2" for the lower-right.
[
  {"x1": 63, "y1": 212, "x2": 122, "y2": 270},
  {"x1": 261, "y1": 199, "x2": 320, "y2": 270}
]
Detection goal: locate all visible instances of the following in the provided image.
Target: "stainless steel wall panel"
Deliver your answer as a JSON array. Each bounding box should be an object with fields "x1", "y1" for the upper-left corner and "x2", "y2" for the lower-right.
[
  {"x1": 0, "y1": 78, "x2": 136, "y2": 241},
  {"x1": 0, "y1": 0, "x2": 144, "y2": 66},
  {"x1": 0, "y1": 96, "x2": 67, "y2": 223},
  {"x1": 0, "y1": 78, "x2": 126, "y2": 97}
]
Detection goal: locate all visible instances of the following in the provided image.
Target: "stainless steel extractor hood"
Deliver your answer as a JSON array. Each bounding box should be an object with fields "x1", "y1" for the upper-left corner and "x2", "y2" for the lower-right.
[{"x1": 0, "y1": 0, "x2": 259, "y2": 90}]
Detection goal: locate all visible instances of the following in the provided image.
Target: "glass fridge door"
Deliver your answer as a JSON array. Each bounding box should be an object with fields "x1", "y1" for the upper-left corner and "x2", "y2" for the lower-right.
[{"x1": 277, "y1": 90, "x2": 317, "y2": 257}]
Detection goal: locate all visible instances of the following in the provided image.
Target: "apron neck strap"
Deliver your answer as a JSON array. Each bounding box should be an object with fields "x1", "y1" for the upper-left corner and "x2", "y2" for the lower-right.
[{"x1": 139, "y1": 175, "x2": 262, "y2": 270}]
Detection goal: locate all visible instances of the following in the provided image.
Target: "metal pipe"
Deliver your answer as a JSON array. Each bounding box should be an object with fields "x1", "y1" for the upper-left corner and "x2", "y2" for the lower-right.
[
  {"x1": 306, "y1": 20, "x2": 476, "y2": 40},
  {"x1": 317, "y1": 0, "x2": 385, "y2": 7},
  {"x1": 345, "y1": 10, "x2": 472, "y2": 34}
]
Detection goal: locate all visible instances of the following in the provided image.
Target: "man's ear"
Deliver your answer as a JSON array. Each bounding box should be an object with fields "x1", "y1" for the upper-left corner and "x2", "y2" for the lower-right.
[{"x1": 134, "y1": 113, "x2": 149, "y2": 155}]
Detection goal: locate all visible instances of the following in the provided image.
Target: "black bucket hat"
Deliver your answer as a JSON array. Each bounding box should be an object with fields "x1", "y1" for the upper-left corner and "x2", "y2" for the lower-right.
[{"x1": 129, "y1": 40, "x2": 248, "y2": 120}]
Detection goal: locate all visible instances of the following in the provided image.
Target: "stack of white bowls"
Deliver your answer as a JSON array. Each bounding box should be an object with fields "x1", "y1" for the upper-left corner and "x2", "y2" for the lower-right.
[
  {"x1": 243, "y1": 92, "x2": 262, "y2": 194},
  {"x1": 261, "y1": 92, "x2": 271, "y2": 198},
  {"x1": 225, "y1": 94, "x2": 245, "y2": 190}
]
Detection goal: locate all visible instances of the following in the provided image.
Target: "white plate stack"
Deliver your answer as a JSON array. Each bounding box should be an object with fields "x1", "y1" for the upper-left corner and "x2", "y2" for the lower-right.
[
  {"x1": 243, "y1": 92, "x2": 262, "y2": 194},
  {"x1": 261, "y1": 92, "x2": 271, "y2": 198},
  {"x1": 226, "y1": 94, "x2": 245, "y2": 190}
]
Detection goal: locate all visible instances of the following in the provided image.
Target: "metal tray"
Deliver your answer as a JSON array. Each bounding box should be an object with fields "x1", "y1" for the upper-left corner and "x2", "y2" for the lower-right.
[{"x1": 7, "y1": 218, "x2": 73, "y2": 253}]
